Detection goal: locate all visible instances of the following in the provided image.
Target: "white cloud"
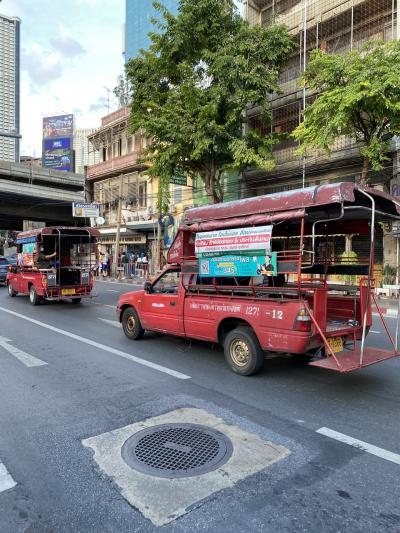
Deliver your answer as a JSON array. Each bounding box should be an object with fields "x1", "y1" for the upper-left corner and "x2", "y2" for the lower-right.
[{"x1": 1, "y1": 0, "x2": 125, "y2": 156}]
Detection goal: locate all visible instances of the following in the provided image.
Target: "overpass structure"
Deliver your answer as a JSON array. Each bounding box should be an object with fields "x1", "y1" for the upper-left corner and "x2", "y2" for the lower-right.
[{"x1": 0, "y1": 160, "x2": 86, "y2": 230}]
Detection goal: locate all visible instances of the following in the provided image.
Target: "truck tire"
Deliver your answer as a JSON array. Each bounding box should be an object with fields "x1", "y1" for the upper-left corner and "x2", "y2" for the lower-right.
[
  {"x1": 7, "y1": 283, "x2": 17, "y2": 297},
  {"x1": 122, "y1": 307, "x2": 144, "y2": 340},
  {"x1": 71, "y1": 298, "x2": 82, "y2": 304},
  {"x1": 29, "y1": 285, "x2": 42, "y2": 306},
  {"x1": 224, "y1": 327, "x2": 264, "y2": 376}
]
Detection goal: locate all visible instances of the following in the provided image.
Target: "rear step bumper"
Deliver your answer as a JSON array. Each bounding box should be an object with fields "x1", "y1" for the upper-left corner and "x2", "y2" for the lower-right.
[{"x1": 309, "y1": 348, "x2": 399, "y2": 372}]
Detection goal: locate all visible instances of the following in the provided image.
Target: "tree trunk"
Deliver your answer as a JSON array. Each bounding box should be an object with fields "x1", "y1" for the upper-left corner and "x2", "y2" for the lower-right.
[
  {"x1": 202, "y1": 169, "x2": 223, "y2": 203},
  {"x1": 360, "y1": 156, "x2": 369, "y2": 186}
]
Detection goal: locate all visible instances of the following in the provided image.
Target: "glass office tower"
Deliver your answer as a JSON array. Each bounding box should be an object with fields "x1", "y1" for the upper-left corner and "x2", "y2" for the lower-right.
[{"x1": 124, "y1": 0, "x2": 179, "y2": 61}]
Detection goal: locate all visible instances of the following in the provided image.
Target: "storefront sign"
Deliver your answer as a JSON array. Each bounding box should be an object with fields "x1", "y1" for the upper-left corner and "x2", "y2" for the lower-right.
[
  {"x1": 195, "y1": 225, "x2": 272, "y2": 256},
  {"x1": 170, "y1": 176, "x2": 188, "y2": 186},
  {"x1": 72, "y1": 202, "x2": 100, "y2": 218},
  {"x1": 199, "y1": 253, "x2": 277, "y2": 277}
]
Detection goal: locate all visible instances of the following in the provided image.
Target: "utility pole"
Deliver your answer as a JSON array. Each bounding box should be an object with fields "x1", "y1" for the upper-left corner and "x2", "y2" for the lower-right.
[
  {"x1": 302, "y1": 0, "x2": 308, "y2": 189},
  {"x1": 113, "y1": 175, "x2": 123, "y2": 277}
]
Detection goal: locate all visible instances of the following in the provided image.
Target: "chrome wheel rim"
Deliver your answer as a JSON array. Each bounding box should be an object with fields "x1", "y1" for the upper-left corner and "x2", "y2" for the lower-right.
[
  {"x1": 8, "y1": 284, "x2": 12, "y2": 295},
  {"x1": 126, "y1": 315, "x2": 136, "y2": 334},
  {"x1": 230, "y1": 339, "x2": 250, "y2": 367},
  {"x1": 29, "y1": 288, "x2": 35, "y2": 302}
]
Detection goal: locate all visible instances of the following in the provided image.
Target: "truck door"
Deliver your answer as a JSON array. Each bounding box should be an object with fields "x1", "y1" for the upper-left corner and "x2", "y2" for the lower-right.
[{"x1": 140, "y1": 269, "x2": 184, "y2": 335}]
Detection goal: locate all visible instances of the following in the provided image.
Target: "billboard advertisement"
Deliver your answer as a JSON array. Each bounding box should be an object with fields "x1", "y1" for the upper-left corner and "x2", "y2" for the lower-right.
[
  {"x1": 43, "y1": 114, "x2": 74, "y2": 138},
  {"x1": 43, "y1": 146, "x2": 74, "y2": 172},
  {"x1": 44, "y1": 137, "x2": 71, "y2": 151}
]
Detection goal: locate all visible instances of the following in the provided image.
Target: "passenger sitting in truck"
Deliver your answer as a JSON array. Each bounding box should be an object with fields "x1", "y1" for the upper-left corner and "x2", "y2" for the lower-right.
[{"x1": 34, "y1": 248, "x2": 57, "y2": 270}]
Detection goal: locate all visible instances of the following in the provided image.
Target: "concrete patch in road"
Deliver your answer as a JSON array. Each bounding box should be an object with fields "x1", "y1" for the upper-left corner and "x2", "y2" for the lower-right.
[
  {"x1": 82, "y1": 407, "x2": 290, "y2": 526},
  {"x1": 0, "y1": 460, "x2": 16, "y2": 493}
]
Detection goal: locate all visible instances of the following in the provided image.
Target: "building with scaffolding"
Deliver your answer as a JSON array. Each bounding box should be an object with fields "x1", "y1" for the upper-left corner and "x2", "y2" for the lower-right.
[
  {"x1": 244, "y1": 0, "x2": 398, "y2": 194},
  {"x1": 244, "y1": 0, "x2": 399, "y2": 278}
]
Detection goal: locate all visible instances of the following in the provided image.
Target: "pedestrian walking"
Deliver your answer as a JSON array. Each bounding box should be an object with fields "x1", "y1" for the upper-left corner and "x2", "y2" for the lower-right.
[{"x1": 102, "y1": 252, "x2": 109, "y2": 278}]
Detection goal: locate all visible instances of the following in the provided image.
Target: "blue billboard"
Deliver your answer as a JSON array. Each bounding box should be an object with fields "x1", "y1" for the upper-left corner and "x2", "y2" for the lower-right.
[{"x1": 44, "y1": 137, "x2": 71, "y2": 151}]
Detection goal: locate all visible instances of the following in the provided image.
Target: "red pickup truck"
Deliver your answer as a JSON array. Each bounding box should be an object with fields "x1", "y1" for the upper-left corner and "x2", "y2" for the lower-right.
[{"x1": 117, "y1": 184, "x2": 400, "y2": 375}]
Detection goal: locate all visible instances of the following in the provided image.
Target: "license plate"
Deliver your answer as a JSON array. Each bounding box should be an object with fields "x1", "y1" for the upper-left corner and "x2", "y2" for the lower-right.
[
  {"x1": 61, "y1": 288, "x2": 76, "y2": 296},
  {"x1": 327, "y1": 336, "x2": 343, "y2": 353}
]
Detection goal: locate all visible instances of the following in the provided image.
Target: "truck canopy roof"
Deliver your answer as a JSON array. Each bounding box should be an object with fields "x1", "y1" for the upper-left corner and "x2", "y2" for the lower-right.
[
  {"x1": 181, "y1": 182, "x2": 400, "y2": 231},
  {"x1": 16, "y1": 227, "x2": 100, "y2": 244}
]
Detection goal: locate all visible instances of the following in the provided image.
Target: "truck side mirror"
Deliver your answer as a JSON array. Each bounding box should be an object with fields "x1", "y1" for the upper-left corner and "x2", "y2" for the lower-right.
[{"x1": 144, "y1": 281, "x2": 153, "y2": 293}]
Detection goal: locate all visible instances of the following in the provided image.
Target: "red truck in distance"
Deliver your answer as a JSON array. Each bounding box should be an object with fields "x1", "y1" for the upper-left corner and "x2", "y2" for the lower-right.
[
  {"x1": 117, "y1": 183, "x2": 400, "y2": 375},
  {"x1": 7, "y1": 227, "x2": 99, "y2": 305}
]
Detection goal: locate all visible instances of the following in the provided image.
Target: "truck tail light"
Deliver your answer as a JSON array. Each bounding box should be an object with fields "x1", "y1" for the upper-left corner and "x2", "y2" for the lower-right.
[{"x1": 294, "y1": 308, "x2": 311, "y2": 332}]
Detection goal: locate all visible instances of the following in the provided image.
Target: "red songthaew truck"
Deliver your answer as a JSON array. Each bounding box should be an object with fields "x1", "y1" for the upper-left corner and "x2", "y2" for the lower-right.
[
  {"x1": 7, "y1": 227, "x2": 99, "y2": 305},
  {"x1": 117, "y1": 183, "x2": 400, "y2": 375}
]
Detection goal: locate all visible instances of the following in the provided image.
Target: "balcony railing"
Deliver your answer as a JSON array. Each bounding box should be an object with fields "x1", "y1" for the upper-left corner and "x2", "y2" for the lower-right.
[{"x1": 87, "y1": 152, "x2": 142, "y2": 180}]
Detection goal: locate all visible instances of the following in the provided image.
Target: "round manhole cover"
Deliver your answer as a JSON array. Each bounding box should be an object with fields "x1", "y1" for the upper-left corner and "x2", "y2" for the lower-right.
[{"x1": 121, "y1": 423, "x2": 233, "y2": 479}]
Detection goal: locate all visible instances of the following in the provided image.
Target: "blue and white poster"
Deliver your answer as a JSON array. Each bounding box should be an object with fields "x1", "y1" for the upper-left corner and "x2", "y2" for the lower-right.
[{"x1": 199, "y1": 253, "x2": 277, "y2": 277}]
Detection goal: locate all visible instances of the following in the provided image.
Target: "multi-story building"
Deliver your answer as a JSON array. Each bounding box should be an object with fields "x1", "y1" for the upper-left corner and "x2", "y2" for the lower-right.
[
  {"x1": 244, "y1": 0, "x2": 399, "y2": 275},
  {"x1": 87, "y1": 107, "x2": 159, "y2": 267},
  {"x1": 73, "y1": 128, "x2": 99, "y2": 175},
  {"x1": 244, "y1": 0, "x2": 398, "y2": 194},
  {"x1": 124, "y1": 0, "x2": 179, "y2": 61},
  {"x1": 20, "y1": 155, "x2": 42, "y2": 167},
  {"x1": 0, "y1": 13, "x2": 20, "y2": 162}
]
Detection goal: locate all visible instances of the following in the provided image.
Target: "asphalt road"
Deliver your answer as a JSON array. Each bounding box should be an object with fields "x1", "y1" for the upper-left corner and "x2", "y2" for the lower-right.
[{"x1": 0, "y1": 280, "x2": 399, "y2": 532}]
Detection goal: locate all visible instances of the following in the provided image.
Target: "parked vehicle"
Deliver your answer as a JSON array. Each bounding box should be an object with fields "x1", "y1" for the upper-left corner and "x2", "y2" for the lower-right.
[
  {"x1": 0, "y1": 256, "x2": 9, "y2": 284},
  {"x1": 5, "y1": 254, "x2": 17, "y2": 266},
  {"x1": 7, "y1": 227, "x2": 99, "y2": 305},
  {"x1": 117, "y1": 183, "x2": 400, "y2": 375}
]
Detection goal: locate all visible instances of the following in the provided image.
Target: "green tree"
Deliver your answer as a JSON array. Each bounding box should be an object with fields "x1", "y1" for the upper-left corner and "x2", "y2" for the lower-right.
[
  {"x1": 292, "y1": 41, "x2": 400, "y2": 186},
  {"x1": 125, "y1": 0, "x2": 295, "y2": 208}
]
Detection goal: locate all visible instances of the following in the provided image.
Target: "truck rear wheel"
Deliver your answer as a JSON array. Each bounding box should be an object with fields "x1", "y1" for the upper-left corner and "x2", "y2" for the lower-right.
[
  {"x1": 29, "y1": 285, "x2": 42, "y2": 306},
  {"x1": 122, "y1": 307, "x2": 144, "y2": 340},
  {"x1": 71, "y1": 298, "x2": 82, "y2": 304},
  {"x1": 224, "y1": 327, "x2": 264, "y2": 376}
]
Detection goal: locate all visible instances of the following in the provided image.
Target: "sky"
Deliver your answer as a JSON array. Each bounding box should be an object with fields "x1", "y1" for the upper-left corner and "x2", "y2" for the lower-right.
[
  {"x1": 1, "y1": 0, "x2": 125, "y2": 157},
  {"x1": 0, "y1": 0, "x2": 242, "y2": 158}
]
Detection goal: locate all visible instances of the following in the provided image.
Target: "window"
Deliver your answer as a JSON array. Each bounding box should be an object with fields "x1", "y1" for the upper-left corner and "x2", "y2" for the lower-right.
[
  {"x1": 127, "y1": 136, "x2": 133, "y2": 152},
  {"x1": 173, "y1": 185, "x2": 182, "y2": 204},
  {"x1": 139, "y1": 181, "x2": 147, "y2": 208},
  {"x1": 152, "y1": 270, "x2": 181, "y2": 294}
]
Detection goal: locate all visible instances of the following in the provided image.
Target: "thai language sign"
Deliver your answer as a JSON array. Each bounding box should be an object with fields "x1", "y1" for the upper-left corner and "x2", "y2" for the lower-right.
[
  {"x1": 199, "y1": 253, "x2": 277, "y2": 277},
  {"x1": 195, "y1": 225, "x2": 272, "y2": 256},
  {"x1": 72, "y1": 202, "x2": 100, "y2": 218}
]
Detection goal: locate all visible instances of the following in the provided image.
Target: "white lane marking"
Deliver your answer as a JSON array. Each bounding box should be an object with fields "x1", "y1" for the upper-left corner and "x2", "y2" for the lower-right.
[
  {"x1": 316, "y1": 427, "x2": 400, "y2": 466},
  {"x1": 0, "y1": 307, "x2": 190, "y2": 380},
  {"x1": 0, "y1": 336, "x2": 47, "y2": 367},
  {"x1": 0, "y1": 460, "x2": 16, "y2": 493},
  {"x1": 98, "y1": 318, "x2": 121, "y2": 328},
  {"x1": 369, "y1": 330, "x2": 380, "y2": 334},
  {"x1": 96, "y1": 280, "x2": 144, "y2": 287},
  {"x1": 106, "y1": 289, "x2": 120, "y2": 293}
]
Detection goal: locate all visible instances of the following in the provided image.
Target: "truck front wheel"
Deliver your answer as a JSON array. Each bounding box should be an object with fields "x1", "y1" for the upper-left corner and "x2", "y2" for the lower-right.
[
  {"x1": 122, "y1": 307, "x2": 144, "y2": 340},
  {"x1": 7, "y1": 283, "x2": 17, "y2": 297},
  {"x1": 224, "y1": 327, "x2": 264, "y2": 376}
]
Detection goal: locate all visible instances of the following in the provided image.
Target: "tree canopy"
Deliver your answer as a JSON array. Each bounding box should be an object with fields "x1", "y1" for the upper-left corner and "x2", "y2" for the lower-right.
[
  {"x1": 125, "y1": 0, "x2": 295, "y2": 208},
  {"x1": 292, "y1": 40, "x2": 400, "y2": 185}
]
